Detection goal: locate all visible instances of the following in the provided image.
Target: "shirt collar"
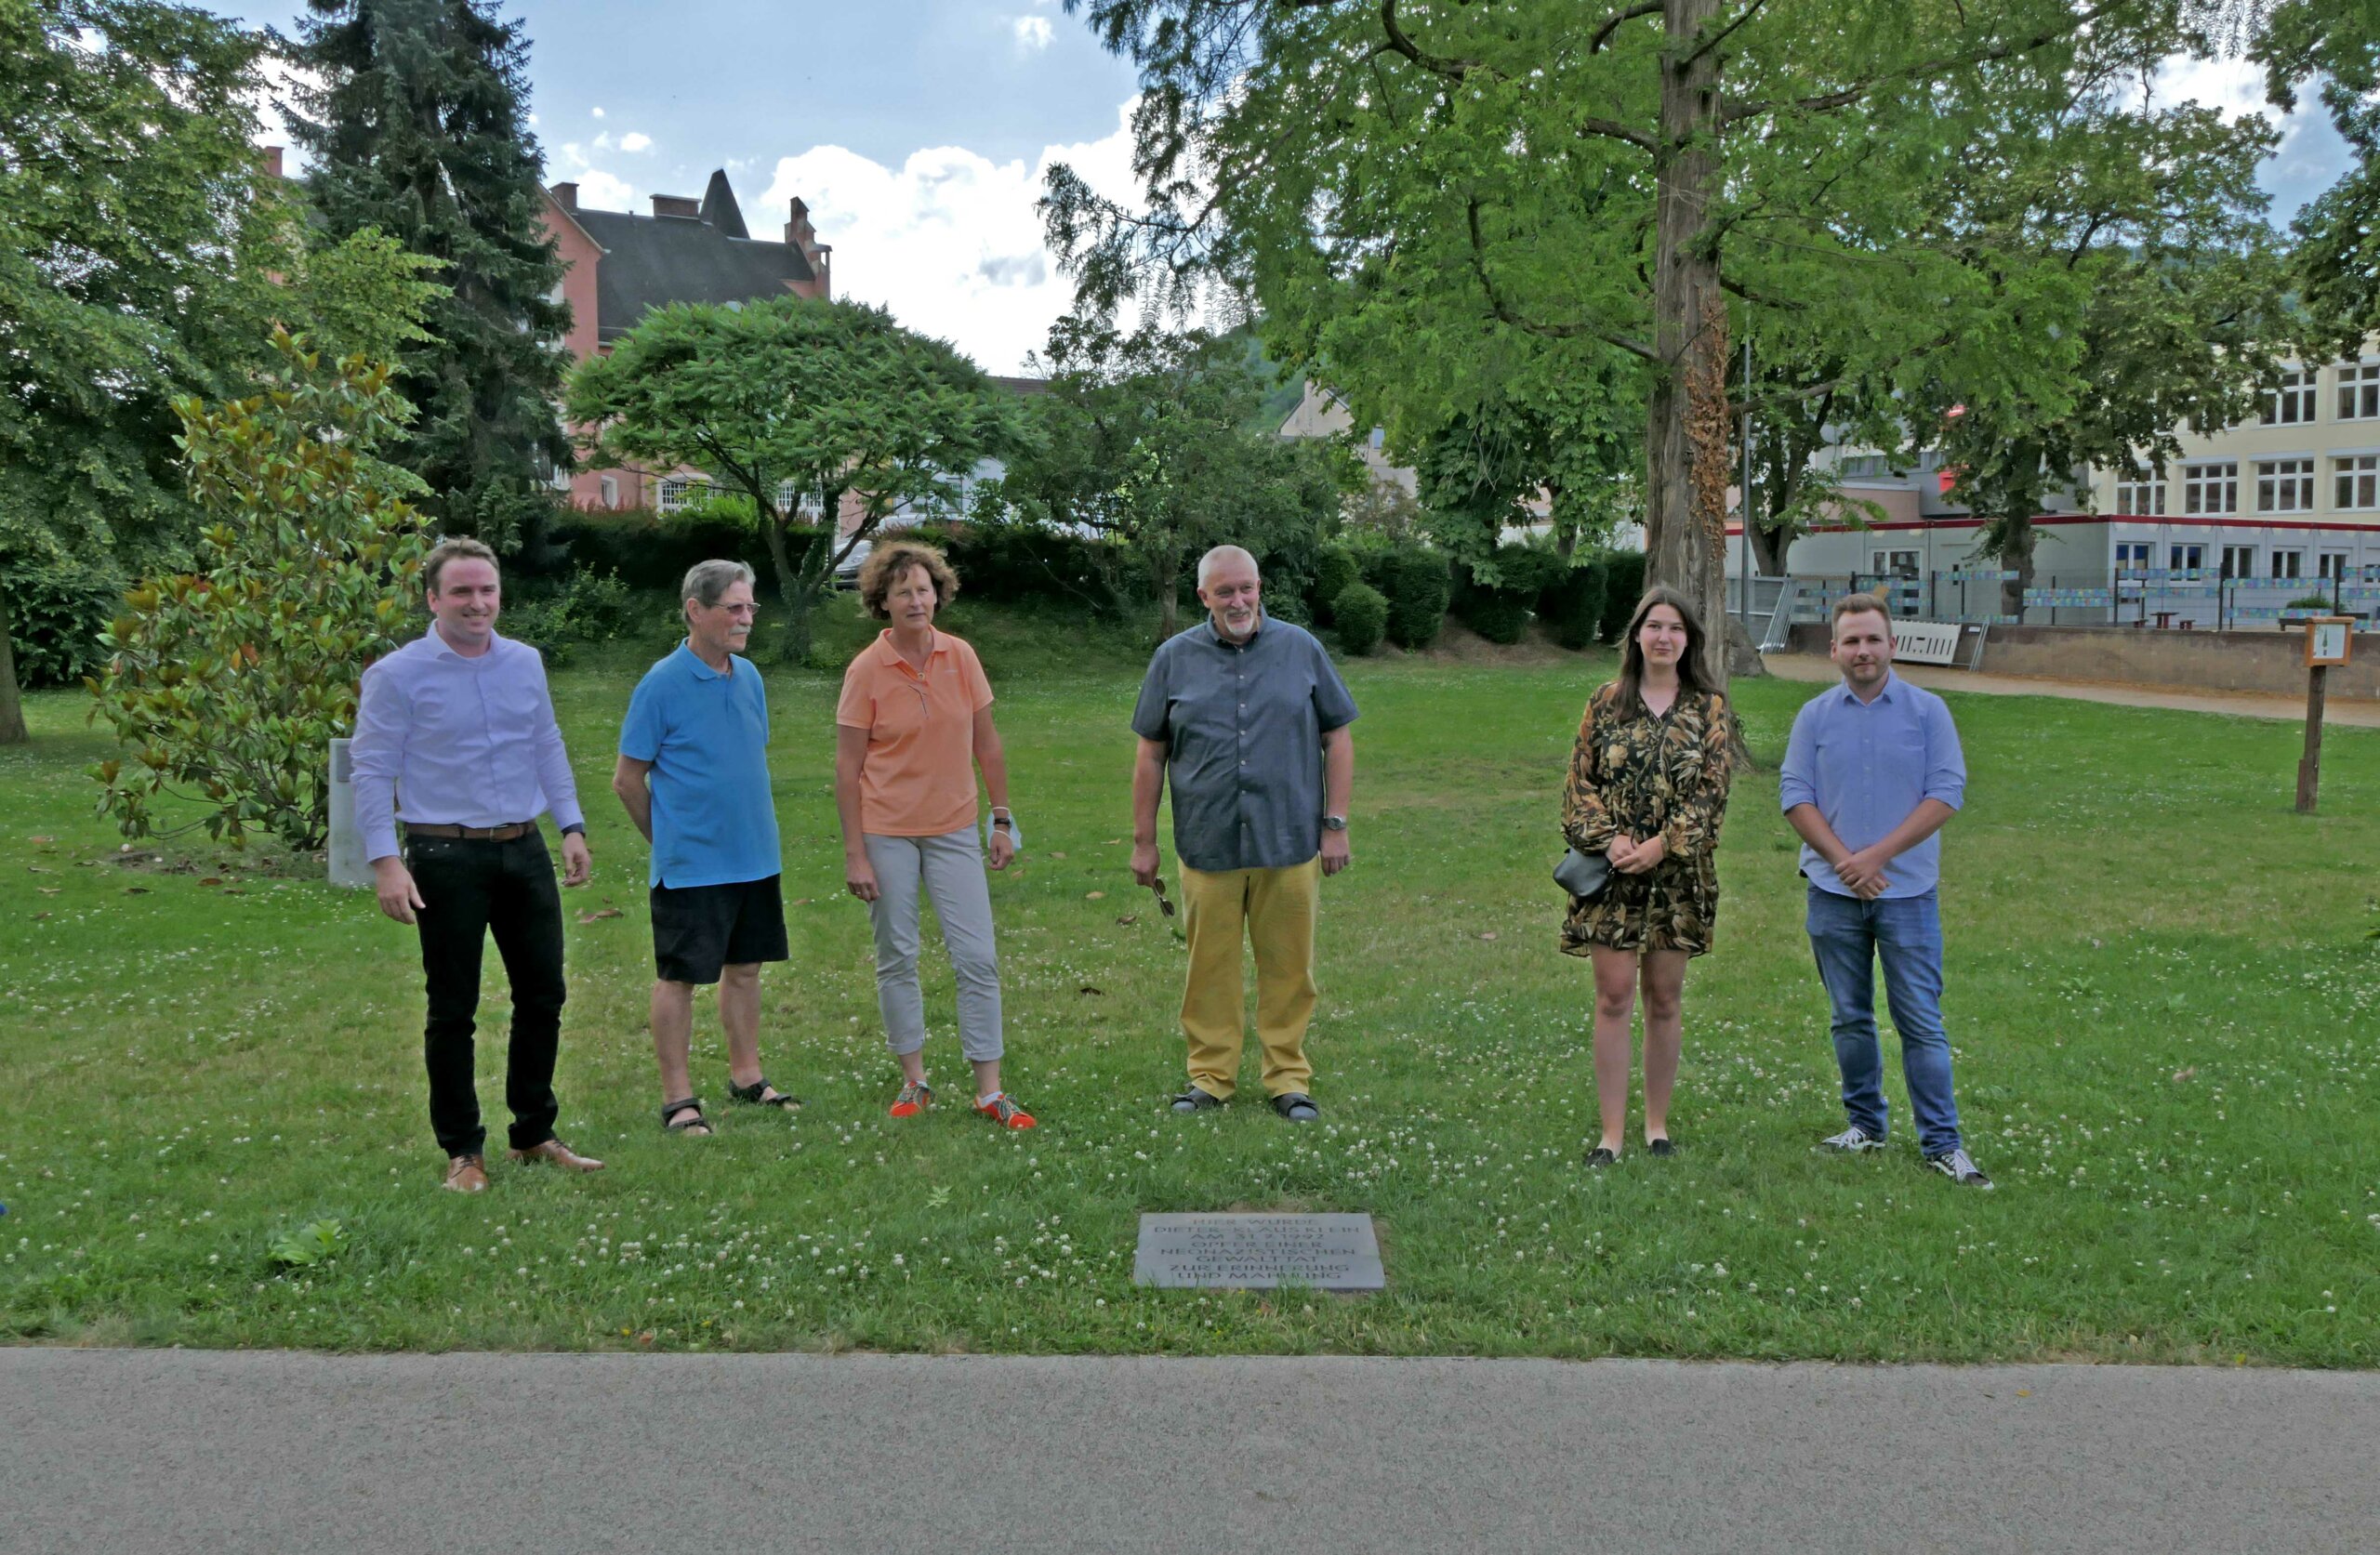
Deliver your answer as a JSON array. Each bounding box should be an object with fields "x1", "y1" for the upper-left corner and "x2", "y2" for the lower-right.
[
  {"x1": 1836, "y1": 669, "x2": 1898, "y2": 706},
  {"x1": 1202, "y1": 612, "x2": 1264, "y2": 650},
  {"x1": 870, "y1": 628, "x2": 948, "y2": 676},
  {"x1": 676, "y1": 640, "x2": 733, "y2": 681},
  {"x1": 425, "y1": 626, "x2": 508, "y2": 664}
]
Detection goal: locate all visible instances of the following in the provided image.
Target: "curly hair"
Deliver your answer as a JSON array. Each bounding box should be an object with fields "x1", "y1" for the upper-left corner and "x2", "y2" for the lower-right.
[{"x1": 856, "y1": 539, "x2": 960, "y2": 621}]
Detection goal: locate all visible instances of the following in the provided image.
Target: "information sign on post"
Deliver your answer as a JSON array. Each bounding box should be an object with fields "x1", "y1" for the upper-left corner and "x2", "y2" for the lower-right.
[{"x1": 2296, "y1": 618, "x2": 2354, "y2": 814}]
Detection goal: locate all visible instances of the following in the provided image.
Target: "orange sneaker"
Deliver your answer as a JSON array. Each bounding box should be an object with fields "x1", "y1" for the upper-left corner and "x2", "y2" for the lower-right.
[
  {"x1": 889, "y1": 1079, "x2": 933, "y2": 1118},
  {"x1": 975, "y1": 1092, "x2": 1037, "y2": 1129}
]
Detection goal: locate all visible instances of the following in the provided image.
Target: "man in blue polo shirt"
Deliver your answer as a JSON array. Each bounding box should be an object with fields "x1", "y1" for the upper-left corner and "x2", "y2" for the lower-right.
[
  {"x1": 1780, "y1": 593, "x2": 1990, "y2": 1188},
  {"x1": 615, "y1": 560, "x2": 799, "y2": 1137}
]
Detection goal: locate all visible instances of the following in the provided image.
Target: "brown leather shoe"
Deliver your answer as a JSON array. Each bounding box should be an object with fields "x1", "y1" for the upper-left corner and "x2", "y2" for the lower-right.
[
  {"x1": 508, "y1": 1138, "x2": 605, "y2": 1173},
  {"x1": 442, "y1": 1153, "x2": 489, "y2": 1193}
]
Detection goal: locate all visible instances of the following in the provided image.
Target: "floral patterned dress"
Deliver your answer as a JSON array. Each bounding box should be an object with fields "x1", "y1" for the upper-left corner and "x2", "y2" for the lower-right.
[{"x1": 1559, "y1": 682, "x2": 1736, "y2": 958}]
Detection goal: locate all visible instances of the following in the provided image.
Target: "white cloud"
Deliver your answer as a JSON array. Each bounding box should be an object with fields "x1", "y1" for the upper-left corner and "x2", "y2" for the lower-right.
[
  {"x1": 618, "y1": 132, "x2": 653, "y2": 153},
  {"x1": 1012, "y1": 15, "x2": 1052, "y2": 51},
  {"x1": 591, "y1": 106, "x2": 605, "y2": 118},
  {"x1": 551, "y1": 140, "x2": 636, "y2": 211},
  {"x1": 760, "y1": 100, "x2": 1144, "y2": 374}
]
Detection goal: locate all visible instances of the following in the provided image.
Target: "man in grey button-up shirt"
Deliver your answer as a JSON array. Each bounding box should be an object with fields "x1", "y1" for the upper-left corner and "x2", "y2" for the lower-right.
[{"x1": 1130, "y1": 546, "x2": 1357, "y2": 1121}]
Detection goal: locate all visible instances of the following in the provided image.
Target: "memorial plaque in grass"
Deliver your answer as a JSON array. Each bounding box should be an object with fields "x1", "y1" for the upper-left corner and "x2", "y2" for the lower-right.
[{"x1": 1134, "y1": 1213, "x2": 1384, "y2": 1291}]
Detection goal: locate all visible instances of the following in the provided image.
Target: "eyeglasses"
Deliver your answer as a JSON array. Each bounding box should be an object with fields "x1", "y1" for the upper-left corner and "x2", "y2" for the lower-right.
[{"x1": 1149, "y1": 875, "x2": 1176, "y2": 918}]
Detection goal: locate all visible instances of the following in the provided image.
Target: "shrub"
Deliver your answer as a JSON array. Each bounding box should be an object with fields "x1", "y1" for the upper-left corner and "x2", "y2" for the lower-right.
[
  {"x1": 1332, "y1": 582, "x2": 1388, "y2": 655},
  {"x1": 1263, "y1": 588, "x2": 1314, "y2": 627},
  {"x1": 1310, "y1": 543, "x2": 1360, "y2": 623},
  {"x1": 2285, "y1": 594, "x2": 2339, "y2": 612},
  {"x1": 501, "y1": 568, "x2": 641, "y2": 666},
  {"x1": 90, "y1": 334, "x2": 429, "y2": 850},
  {"x1": 0, "y1": 559, "x2": 124, "y2": 689},
  {"x1": 1459, "y1": 586, "x2": 1532, "y2": 643},
  {"x1": 1597, "y1": 550, "x2": 1648, "y2": 642},
  {"x1": 1366, "y1": 543, "x2": 1451, "y2": 650},
  {"x1": 932, "y1": 521, "x2": 1130, "y2": 615},
  {"x1": 1455, "y1": 545, "x2": 1565, "y2": 644},
  {"x1": 1539, "y1": 556, "x2": 1610, "y2": 651}
]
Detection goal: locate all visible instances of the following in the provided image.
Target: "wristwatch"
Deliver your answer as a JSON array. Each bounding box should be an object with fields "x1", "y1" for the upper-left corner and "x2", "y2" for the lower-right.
[{"x1": 1321, "y1": 814, "x2": 1349, "y2": 833}]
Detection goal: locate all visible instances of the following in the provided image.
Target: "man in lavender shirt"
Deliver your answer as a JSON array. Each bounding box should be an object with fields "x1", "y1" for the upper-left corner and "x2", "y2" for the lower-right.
[
  {"x1": 351, "y1": 538, "x2": 605, "y2": 1193},
  {"x1": 1779, "y1": 594, "x2": 1991, "y2": 1189}
]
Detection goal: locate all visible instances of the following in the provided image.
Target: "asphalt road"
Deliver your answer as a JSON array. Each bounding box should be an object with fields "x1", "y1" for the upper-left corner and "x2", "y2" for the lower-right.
[{"x1": 7, "y1": 1350, "x2": 2376, "y2": 1554}]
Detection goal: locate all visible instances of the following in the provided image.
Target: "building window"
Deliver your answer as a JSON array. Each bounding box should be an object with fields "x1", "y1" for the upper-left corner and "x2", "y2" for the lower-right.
[
  {"x1": 657, "y1": 476, "x2": 708, "y2": 512},
  {"x1": 2114, "y1": 541, "x2": 2151, "y2": 573},
  {"x1": 2170, "y1": 543, "x2": 2205, "y2": 573},
  {"x1": 1868, "y1": 548, "x2": 1919, "y2": 578},
  {"x1": 1841, "y1": 455, "x2": 1896, "y2": 479},
  {"x1": 2334, "y1": 454, "x2": 2380, "y2": 510},
  {"x1": 2272, "y1": 548, "x2": 2303, "y2": 579},
  {"x1": 2320, "y1": 552, "x2": 2350, "y2": 582},
  {"x1": 2181, "y1": 462, "x2": 2237, "y2": 515},
  {"x1": 2114, "y1": 478, "x2": 2165, "y2": 515},
  {"x1": 2220, "y1": 545, "x2": 2257, "y2": 579},
  {"x1": 599, "y1": 475, "x2": 619, "y2": 510},
  {"x1": 2263, "y1": 369, "x2": 2317, "y2": 425},
  {"x1": 2255, "y1": 457, "x2": 2315, "y2": 513},
  {"x1": 2338, "y1": 362, "x2": 2380, "y2": 421}
]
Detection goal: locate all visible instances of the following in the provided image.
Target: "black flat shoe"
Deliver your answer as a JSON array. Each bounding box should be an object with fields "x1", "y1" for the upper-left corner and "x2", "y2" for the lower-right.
[
  {"x1": 1271, "y1": 1092, "x2": 1319, "y2": 1123},
  {"x1": 1646, "y1": 1137, "x2": 1677, "y2": 1158},
  {"x1": 1170, "y1": 1087, "x2": 1225, "y2": 1114},
  {"x1": 1582, "y1": 1146, "x2": 1619, "y2": 1168}
]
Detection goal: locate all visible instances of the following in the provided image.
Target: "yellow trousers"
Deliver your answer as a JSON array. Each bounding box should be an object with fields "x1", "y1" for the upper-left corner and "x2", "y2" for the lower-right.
[{"x1": 1178, "y1": 858, "x2": 1319, "y2": 1100}]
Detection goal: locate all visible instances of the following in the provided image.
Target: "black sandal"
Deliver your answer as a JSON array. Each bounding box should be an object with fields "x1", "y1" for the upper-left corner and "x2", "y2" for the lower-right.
[
  {"x1": 1170, "y1": 1087, "x2": 1224, "y2": 1114},
  {"x1": 1582, "y1": 1146, "x2": 1619, "y2": 1168},
  {"x1": 728, "y1": 1078, "x2": 801, "y2": 1109},
  {"x1": 660, "y1": 1098, "x2": 711, "y2": 1135},
  {"x1": 1646, "y1": 1137, "x2": 1677, "y2": 1158},
  {"x1": 1271, "y1": 1092, "x2": 1319, "y2": 1123}
]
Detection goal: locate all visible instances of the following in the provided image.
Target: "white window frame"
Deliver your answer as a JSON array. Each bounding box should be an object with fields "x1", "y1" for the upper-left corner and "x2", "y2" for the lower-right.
[
  {"x1": 2262, "y1": 368, "x2": 2317, "y2": 426},
  {"x1": 2338, "y1": 362, "x2": 2380, "y2": 422},
  {"x1": 2272, "y1": 548, "x2": 2303, "y2": 579},
  {"x1": 2319, "y1": 552, "x2": 2350, "y2": 582},
  {"x1": 656, "y1": 475, "x2": 709, "y2": 513},
  {"x1": 2334, "y1": 454, "x2": 2380, "y2": 511},
  {"x1": 2181, "y1": 462, "x2": 2237, "y2": 516},
  {"x1": 2255, "y1": 457, "x2": 2315, "y2": 514},
  {"x1": 599, "y1": 474, "x2": 619, "y2": 510},
  {"x1": 2114, "y1": 477, "x2": 2165, "y2": 516},
  {"x1": 2170, "y1": 543, "x2": 2205, "y2": 573},
  {"x1": 2219, "y1": 544, "x2": 2258, "y2": 579},
  {"x1": 2113, "y1": 541, "x2": 2152, "y2": 573}
]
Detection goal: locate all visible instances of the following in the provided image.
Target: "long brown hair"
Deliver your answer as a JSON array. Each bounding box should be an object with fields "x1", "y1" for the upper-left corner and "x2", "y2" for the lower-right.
[{"x1": 1608, "y1": 586, "x2": 1714, "y2": 715}]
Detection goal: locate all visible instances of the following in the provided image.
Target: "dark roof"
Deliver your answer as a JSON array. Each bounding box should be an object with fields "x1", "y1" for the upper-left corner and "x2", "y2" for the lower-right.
[
  {"x1": 569, "y1": 176, "x2": 815, "y2": 341},
  {"x1": 986, "y1": 375, "x2": 1051, "y2": 396}
]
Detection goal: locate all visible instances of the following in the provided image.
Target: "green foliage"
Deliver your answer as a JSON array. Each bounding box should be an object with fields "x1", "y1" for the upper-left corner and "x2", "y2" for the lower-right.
[
  {"x1": 1457, "y1": 586, "x2": 1532, "y2": 645},
  {"x1": 1330, "y1": 582, "x2": 1388, "y2": 656},
  {"x1": 1362, "y1": 544, "x2": 1452, "y2": 652},
  {"x1": 268, "y1": 1219, "x2": 347, "y2": 1269},
  {"x1": 2287, "y1": 594, "x2": 2343, "y2": 612},
  {"x1": 290, "y1": 0, "x2": 573, "y2": 553},
  {"x1": 1310, "y1": 543, "x2": 1360, "y2": 624},
  {"x1": 500, "y1": 570, "x2": 640, "y2": 666},
  {"x1": 1540, "y1": 557, "x2": 1611, "y2": 652},
  {"x1": 927, "y1": 521, "x2": 1130, "y2": 617},
  {"x1": 0, "y1": 559, "x2": 123, "y2": 688},
  {"x1": 568, "y1": 295, "x2": 1019, "y2": 660},
  {"x1": 2255, "y1": 1, "x2": 2380, "y2": 347},
  {"x1": 1599, "y1": 551, "x2": 1648, "y2": 643},
  {"x1": 89, "y1": 334, "x2": 430, "y2": 850}
]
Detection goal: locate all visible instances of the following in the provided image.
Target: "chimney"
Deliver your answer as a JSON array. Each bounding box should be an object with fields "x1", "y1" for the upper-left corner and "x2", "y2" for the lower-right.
[
  {"x1": 262, "y1": 144, "x2": 284, "y2": 180},
  {"x1": 652, "y1": 193, "x2": 699, "y2": 219},
  {"x1": 786, "y1": 197, "x2": 814, "y2": 248},
  {"x1": 550, "y1": 181, "x2": 578, "y2": 211}
]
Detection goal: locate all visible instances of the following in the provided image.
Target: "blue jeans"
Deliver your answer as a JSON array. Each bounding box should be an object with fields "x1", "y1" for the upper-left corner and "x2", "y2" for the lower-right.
[{"x1": 1805, "y1": 885, "x2": 1962, "y2": 1154}]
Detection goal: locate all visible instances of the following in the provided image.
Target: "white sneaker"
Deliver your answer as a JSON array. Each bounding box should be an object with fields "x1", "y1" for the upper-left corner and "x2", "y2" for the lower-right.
[
  {"x1": 1925, "y1": 1148, "x2": 1994, "y2": 1189},
  {"x1": 1819, "y1": 1125, "x2": 1887, "y2": 1153}
]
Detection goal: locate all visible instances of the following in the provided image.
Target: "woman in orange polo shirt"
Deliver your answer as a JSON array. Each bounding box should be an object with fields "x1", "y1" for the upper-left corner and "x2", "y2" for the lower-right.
[{"x1": 834, "y1": 540, "x2": 1035, "y2": 1127}]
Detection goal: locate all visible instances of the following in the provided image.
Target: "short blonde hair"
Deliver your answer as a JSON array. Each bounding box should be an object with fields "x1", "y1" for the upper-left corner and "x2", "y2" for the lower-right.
[
  {"x1": 1831, "y1": 590, "x2": 1892, "y2": 630},
  {"x1": 856, "y1": 540, "x2": 960, "y2": 620},
  {"x1": 423, "y1": 536, "x2": 499, "y2": 595}
]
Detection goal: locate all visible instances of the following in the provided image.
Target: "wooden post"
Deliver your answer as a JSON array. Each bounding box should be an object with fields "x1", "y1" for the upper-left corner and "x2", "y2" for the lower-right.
[{"x1": 2296, "y1": 663, "x2": 2327, "y2": 814}]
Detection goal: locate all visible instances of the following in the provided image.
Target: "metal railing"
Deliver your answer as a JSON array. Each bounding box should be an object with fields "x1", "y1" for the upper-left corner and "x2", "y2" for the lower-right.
[{"x1": 1767, "y1": 570, "x2": 2380, "y2": 631}]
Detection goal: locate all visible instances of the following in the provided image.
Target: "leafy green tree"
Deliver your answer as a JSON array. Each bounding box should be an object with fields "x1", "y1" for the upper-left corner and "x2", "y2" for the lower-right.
[
  {"x1": 0, "y1": 0, "x2": 437, "y2": 745},
  {"x1": 289, "y1": 0, "x2": 572, "y2": 552},
  {"x1": 2256, "y1": 1, "x2": 2380, "y2": 346},
  {"x1": 90, "y1": 332, "x2": 431, "y2": 850},
  {"x1": 1042, "y1": 0, "x2": 2219, "y2": 684},
  {"x1": 1000, "y1": 323, "x2": 1349, "y2": 638},
  {"x1": 567, "y1": 296, "x2": 1020, "y2": 661}
]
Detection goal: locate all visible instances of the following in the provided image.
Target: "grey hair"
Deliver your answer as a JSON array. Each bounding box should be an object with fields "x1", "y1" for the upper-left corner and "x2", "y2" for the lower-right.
[
  {"x1": 681, "y1": 559, "x2": 756, "y2": 609},
  {"x1": 1196, "y1": 544, "x2": 1260, "y2": 587}
]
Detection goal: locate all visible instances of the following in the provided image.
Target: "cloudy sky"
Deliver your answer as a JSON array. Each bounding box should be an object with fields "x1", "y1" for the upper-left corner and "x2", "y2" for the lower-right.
[{"x1": 228, "y1": 2, "x2": 2352, "y2": 376}]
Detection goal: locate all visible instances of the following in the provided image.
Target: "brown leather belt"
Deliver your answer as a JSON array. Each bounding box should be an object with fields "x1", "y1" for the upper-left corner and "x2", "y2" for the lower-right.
[{"x1": 403, "y1": 821, "x2": 537, "y2": 842}]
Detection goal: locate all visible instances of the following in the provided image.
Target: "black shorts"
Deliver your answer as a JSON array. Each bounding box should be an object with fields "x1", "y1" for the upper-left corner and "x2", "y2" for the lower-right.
[{"x1": 650, "y1": 875, "x2": 789, "y2": 984}]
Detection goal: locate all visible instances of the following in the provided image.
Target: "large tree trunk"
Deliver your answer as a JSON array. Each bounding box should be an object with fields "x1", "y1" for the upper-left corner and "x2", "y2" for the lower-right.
[
  {"x1": 760, "y1": 513, "x2": 819, "y2": 665},
  {"x1": 0, "y1": 588, "x2": 28, "y2": 745},
  {"x1": 1644, "y1": 0, "x2": 1739, "y2": 688}
]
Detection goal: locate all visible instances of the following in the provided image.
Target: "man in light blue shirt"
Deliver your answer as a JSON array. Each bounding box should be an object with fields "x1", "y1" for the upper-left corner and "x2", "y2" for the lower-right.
[
  {"x1": 614, "y1": 560, "x2": 796, "y2": 1136},
  {"x1": 352, "y1": 538, "x2": 603, "y2": 1193},
  {"x1": 1779, "y1": 594, "x2": 1990, "y2": 1188}
]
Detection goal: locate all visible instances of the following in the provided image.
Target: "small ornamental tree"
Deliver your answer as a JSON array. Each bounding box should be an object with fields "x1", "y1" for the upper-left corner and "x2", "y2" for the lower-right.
[{"x1": 90, "y1": 332, "x2": 430, "y2": 850}]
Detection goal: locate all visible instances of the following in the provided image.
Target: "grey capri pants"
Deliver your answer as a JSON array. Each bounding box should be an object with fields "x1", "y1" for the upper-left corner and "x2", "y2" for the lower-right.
[{"x1": 863, "y1": 826, "x2": 1004, "y2": 1062}]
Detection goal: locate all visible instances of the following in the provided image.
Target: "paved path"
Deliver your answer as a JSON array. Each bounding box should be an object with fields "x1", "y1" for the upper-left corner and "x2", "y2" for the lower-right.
[
  {"x1": 1762, "y1": 652, "x2": 2380, "y2": 727},
  {"x1": 7, "y1": 1351, "x2": 2375, "y2": 1554}
]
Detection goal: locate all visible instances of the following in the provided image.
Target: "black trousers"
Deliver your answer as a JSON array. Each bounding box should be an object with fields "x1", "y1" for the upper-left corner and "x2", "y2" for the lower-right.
[{"x1": 407, "y1": 829, "x2": 567, "y2": 1156}]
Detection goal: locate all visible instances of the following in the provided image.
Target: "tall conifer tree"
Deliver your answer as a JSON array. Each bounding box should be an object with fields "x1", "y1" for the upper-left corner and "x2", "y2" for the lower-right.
[{"x1": 289, "y1": 0, "x2": 570, "y2": 551}]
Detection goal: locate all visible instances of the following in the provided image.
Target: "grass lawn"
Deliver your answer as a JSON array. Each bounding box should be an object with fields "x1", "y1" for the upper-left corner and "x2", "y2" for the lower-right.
[{"x1": 4, "y1": 597, "x2": 2376, "y2": 1364}]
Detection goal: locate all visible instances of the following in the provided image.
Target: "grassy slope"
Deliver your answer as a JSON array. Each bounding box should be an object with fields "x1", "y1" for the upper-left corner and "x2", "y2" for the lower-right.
[{"x1": 3, "y1": 597, "x2": 2375, "y2": 1362}]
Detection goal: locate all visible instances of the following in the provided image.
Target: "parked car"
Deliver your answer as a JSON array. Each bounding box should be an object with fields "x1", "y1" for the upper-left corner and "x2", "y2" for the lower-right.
[{"x1": 832, "y1": 539, "x2": 872, "y2": 589}]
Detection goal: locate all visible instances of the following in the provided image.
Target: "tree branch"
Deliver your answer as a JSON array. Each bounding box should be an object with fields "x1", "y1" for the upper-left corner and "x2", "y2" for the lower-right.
[
  {"x1": 1721, "y1": 7, "x2": 2106, "y2": 124},
  {"x1": 1578, "y1": 115, "x2": 1658, "y2": 152},
  {"x1": 1588, "y1": 0, "x2": 1662, "y2": 55},
  {"x1": 1684, "y1": 0, "x2": 1769, "y2": 68},
  {"x1": 1375, "y1": 0, "x2": 1478, "y2": 81},
  {"x1": 1464, "y1": 197, "x2": 1657, "y2": 359}
]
